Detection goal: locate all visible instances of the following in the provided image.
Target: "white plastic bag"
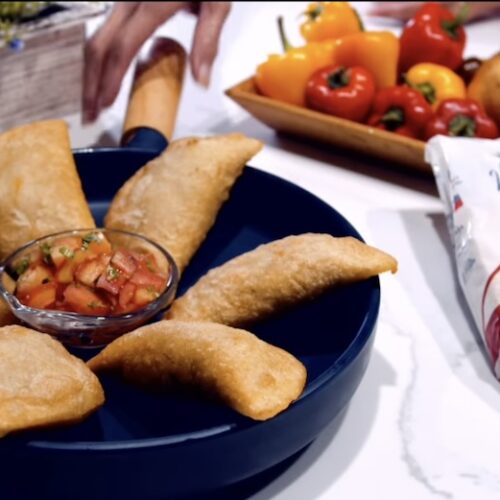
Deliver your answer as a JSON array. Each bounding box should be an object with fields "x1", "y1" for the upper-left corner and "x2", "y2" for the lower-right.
[{"x1": 426, "y1": 136, "x2": 500, "y2": 378}]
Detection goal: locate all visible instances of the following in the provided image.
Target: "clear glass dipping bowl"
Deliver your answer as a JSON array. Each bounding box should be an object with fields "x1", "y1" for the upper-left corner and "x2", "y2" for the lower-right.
[{"x1": 0, "y1": 228, "x2": 179, "y2": 348}]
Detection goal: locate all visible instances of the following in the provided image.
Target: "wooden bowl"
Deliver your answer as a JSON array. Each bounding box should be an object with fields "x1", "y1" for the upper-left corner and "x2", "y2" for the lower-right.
[{"x1": 225, "y1": 77, "x2": 430, "y2": 174}]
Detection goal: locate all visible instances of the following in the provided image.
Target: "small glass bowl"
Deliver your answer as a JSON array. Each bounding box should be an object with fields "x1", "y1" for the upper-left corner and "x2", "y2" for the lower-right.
[{"x1": 0, "y1": 228, "x2": 179, "y2": 348}]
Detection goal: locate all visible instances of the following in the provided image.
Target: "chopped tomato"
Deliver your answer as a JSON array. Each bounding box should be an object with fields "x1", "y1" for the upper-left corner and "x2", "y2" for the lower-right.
[
  {"x1": 84, "y1": 233, "x2": 112, "y2": 256},
  {"x1": 24, "y1": 283, "x2": 57, "y2": 309},
  {"x1": 97, "y1": 268, "x2": 130, "y2": 294},
  {"x1": 118, "y1": 282, "x2": 136, "y2": 308},
  {"x1": 73, "y1": 249, "x2": 89, "y2": 265},
  {"x1": 134, "y1": 286, "x2": 160, "y2": 307},
  {"x1": 63, "y1": 284, "x2": 110, "y2": 315},
  {"x1": 14, "y1": 231, "x2": 169, "y2": 316},
  {"x1": 130, "y1": 262, "x2": 167, "y2": 292},
  {"x1": 110, "y1": 249, "x2": 137, "y2": 277},
  {"x1": 55, "y1": 261, "x2": 76, "y2": 284},
  {"x1": 16, "y1": 265, "x2": 54, "y2": 298},
  {"x1": 107, "y1": 293, "x2": 118, "y2": 311},
  {"x1": 23, "y1": 247, "x2": 43, "y2": 268},
  {"x1": 75, "y1": 256, "x2": 108, "y2": 287},
  {"x1": 49, "y1": 237, "x2": 82, "y2": 268}
]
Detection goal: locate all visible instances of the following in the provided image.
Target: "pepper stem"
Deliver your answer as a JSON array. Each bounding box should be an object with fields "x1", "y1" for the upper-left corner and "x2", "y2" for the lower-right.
[
  {"x1": 277, "y1": 16, "x2": 293, "y2": 52},
  {"x1": 327, "y1": 67, "x2": 350, "y2": 89},
  {"x1": 414, "y1": 82, "x2": 436, "y2": 105},
  {"x1": 381, "y1": 107, "x2": 405, "y2": 131},
  {"x1": 353, "y1": 6, "x2": 365, "y2": 31},
  {"x1": 306, "y1": 4, "x2": 324, "y2": 21},
  {"x1": 441, "y1": 3, "x2": 469, "y2": 40},
  {"x1": 449, "y1": 114, "x2": 476, "y2": 137}
]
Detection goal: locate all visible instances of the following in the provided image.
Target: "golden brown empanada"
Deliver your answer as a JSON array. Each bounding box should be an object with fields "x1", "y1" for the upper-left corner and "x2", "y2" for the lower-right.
[
  {"x1": 166, "y1": 234, "x2": 398, "y2": 326},
  {"x1": 87, "y1": 320, "x2": 306, "y2": 421},
  {"x1": 0, "y1": 120, "x2": 95, "y2": 259},
  {"x1": 104, "y1": 134, "x2": 262, "y2": 274},
  {"x1": 0, "y1": 325, "x2": 104, "y2": 437}
]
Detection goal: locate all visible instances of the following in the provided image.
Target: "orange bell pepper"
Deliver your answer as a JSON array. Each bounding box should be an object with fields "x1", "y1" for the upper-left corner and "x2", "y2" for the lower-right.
[
  {"x1": 255, "y1": 18, "x2": 335, "y2": 106},
  {"x1": 332, "y1": 31, "x2": 400, "y2": 89},
  {"x1": 300, "y1": 2, "x2": 362, "y2": 43}
]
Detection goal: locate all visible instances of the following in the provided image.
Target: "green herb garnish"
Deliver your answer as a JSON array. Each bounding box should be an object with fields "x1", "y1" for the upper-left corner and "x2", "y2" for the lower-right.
[
  {"x1": 145, "y1": 259, "x2": 156, "y2": 273},
  {"x1": 14, "y1": 257, "x2": 29, "y2": 276},
  {"x1": 106, "y1": 266, "x2": 120, "y2": 281},
  {"x1": 87, "y1": 301, "x2": 100, "y2": 310},
  {"x1": 40, "y1": 242, "x2": 53, "y2": 266},
  {"x1": 82, "y1": 232, "x2": 100, "y2": 250},
  {"x1": 59, "y1": 246, "x2": 74, "y2": 259},
  {"x1": 146, "y1": 285, "x2": 160, "y2": 298}
]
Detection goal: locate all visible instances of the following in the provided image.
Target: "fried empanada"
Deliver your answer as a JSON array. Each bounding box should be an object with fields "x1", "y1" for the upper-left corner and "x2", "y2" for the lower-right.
[
  {"x1": 104, "y1": 134, "x2": 262, "y2": 274},
  {"x1": 0, "y1": 325, "x2": 104, "y2": 437},
  {"x1": 87, "y1": 320, "x2": 306, "y2": 421},
  {"x1": 166, "y1": 234, "x2": 398, "y2": 326},
  {"x1": 0, "y1": 120, "x2": 95, "y2": 259}
]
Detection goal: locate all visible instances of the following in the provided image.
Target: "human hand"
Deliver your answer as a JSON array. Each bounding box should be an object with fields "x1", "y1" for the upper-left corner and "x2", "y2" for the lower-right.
[
  {"x1": 83, "y1": 1, "x2": 231, "y2": 123},
  {"x1": 368, "y1": 2, "x2": 499, "y2": 21},
  {"x1": 368, "y1": 2, "x2": 453, "y2": 20}
]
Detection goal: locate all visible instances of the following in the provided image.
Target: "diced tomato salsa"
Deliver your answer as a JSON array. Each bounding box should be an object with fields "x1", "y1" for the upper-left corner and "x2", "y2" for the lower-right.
[{"x1": 13, "y1": 232, "x2": 169, "y2": 315}]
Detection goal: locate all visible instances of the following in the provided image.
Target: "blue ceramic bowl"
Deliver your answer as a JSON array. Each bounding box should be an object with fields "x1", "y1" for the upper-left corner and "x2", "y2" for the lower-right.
[{"x1": 0, "y1": 146, "x2": 380, "y2": 500}]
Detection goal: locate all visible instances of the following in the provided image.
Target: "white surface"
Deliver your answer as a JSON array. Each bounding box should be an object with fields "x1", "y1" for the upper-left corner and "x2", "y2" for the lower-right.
[{"x1": 67, "y1": 3, "x2": 500, "y2": 499}]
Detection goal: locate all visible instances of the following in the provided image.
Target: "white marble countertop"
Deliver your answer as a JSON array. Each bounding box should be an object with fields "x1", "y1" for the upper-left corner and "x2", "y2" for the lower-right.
[{"x1": 67, "y1": 3, "x2": 500, "y2": 499}]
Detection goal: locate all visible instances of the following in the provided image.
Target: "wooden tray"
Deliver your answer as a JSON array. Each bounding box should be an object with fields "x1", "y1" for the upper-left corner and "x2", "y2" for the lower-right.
[{"x1": 226, "y1": 77, "x2": 430, "y2": 174}]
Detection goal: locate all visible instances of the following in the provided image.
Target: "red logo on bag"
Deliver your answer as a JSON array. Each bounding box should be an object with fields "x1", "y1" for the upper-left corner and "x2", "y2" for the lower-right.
[
  {"x1": 453, "y1": 194, "x2": 463, "y2": 211},
  {"x1": 486, "y1": 308, "x2": 500, "y2": 363},
  {"x1": 482, "y1": 266, "x2": 500, "y2": 363}
]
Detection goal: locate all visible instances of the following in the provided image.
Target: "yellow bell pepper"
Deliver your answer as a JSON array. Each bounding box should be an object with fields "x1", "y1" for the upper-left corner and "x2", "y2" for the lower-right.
[
  {"x1": 332, "y1": 31, "x2": 400, "y2": 89},
  {"x1": 406, "y1": 63, "x2": 466, "y2": 109},
  {"x1": 255, "y1": 18, "x2": 335, "y2": 106},
  {"x1": 300, "y1": 2, "x2": 362, "y2": 43}
]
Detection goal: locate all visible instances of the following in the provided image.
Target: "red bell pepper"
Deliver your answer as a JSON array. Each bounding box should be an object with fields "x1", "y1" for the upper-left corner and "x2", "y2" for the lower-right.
[
  {"x1": 399, "y1": 2, "x2": 467, "y2": 73},
  {"x1": 367, "y1": 86, "x2": 433, "y2": 139},
  {"x1": 305, "y1": 64, "x2": 376, "y2": 122},
  {"x1": 425, "y1": 99, "x2": 499, "y2": 140}
]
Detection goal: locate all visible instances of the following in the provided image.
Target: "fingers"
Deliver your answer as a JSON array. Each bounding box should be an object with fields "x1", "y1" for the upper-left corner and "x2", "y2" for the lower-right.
[
  {"x1": 83, "y1": 2, "x2": 139, "y2": 123},
  {"x1": 83, "y1": 1, "x2": 230, "y2": 124},
  {"x1": 97, "y1": 3, "x2": 180, "y2": 110},
  {"x1": 368, "y1": 2, "x2": 425, "y2": 21},
  {"x1": 84, "y1": 2, "x2": 186, "y2": 123},
  {"x1": 190, "y1": 2, "x2": 231, "y2": 86},
  {"x1": 368, "y1": 2, "x2": 468, "y2": 22}
]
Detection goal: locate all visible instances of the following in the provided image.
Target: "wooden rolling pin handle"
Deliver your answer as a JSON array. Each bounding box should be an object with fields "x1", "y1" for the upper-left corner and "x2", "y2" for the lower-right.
[{"x1": 122, "y1": 37, "x2": 186, "y2": 144}]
